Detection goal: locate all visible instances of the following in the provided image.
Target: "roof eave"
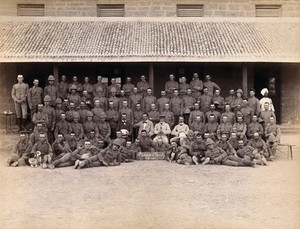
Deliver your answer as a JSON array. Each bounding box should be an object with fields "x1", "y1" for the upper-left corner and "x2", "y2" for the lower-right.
[{"x1": 1, "y1": 56, "x2": 300, "y2": 63}]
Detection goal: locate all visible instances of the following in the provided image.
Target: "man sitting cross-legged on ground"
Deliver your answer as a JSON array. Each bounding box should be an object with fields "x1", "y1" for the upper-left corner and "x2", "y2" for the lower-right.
[
  {"x1": 247, "y1": 132, "x2": 269, "y2": 164},
  {"x1": 189, "y1": 132, "x2": 206, "y2": 165},
  {"x1": 51, "y1": 133, "x2": 72, "y2": 162},
  {"x1": 120, "y1": 141, "x2": 136, "y2": 163},
  {"x1": 166, "y1": 141, "x2": 193, "y2": 165},
  {"x1": 75, "y1": 139, "x2": 122, "y2": 169},
  {"x1": 7, "y1": 133, "x2": 32, "y2": 167},
  {"x1": 29, "y1": 133, "x2": 53, "y2": 169}
]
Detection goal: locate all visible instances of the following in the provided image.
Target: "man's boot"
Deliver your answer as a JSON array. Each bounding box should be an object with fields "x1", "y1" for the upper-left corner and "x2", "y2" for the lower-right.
[
  {"x1": 20, "y1": 118, "x2": 26, "y2": 131},
  {"x1": 16, "y1": 118, "x2": 22, "y2": 131}
]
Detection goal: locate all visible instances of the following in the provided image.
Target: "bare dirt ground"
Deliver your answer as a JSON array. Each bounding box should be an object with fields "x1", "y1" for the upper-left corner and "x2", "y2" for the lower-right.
[{"x1": 0, "y1": 132, "x2": 299, "y2": 229}]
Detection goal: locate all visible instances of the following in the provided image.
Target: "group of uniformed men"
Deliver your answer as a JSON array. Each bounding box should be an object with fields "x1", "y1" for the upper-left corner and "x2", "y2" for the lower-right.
[{"x1": 8, "y1": 73, "x2": 281, "y2": 169}]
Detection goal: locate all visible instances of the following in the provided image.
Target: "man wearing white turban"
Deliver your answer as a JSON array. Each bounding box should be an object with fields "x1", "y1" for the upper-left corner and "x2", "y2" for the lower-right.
[{"x1": 259, "y1": 88, "x2": 274, "y2": 112}]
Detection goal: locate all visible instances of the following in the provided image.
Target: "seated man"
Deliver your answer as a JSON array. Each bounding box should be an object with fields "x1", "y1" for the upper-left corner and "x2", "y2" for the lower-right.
[
  {"x1": 134, "y1": 113, "x2": 154, "y2": 137},
  {"x1": 76, "y1": 139, "x2": 122, "y2": 169},
  {"x1": 216, "y1": 133, "x2": 237, "y2": 157},
  {"x1": 126, "y1": 139, "x2": 142, "y2": 160},
  {"x1": 7, "y1": 133, "x2": 32, "y2": 167},
  {"x1": 120, "y1": 141, "x2": 135, "y2": 163},
  {"x1": 117, "y1": 113, "x2": 134, "y2": 141},
  {"x1": 202, "y1": 138, "x2": 253, "y2": 167},
  {"x1": 51, "y1": 133, "x2": 71, "y2": 161},
  {"x1": 265, "y1": 116, "x2": 281, "y2": 160},
  {"x1": 190, "y1": 114, "x2": 205, "y2": 136},
  {"x1": 189, "y1": 133, "x2": 206, "y2": 165},
  {"x1": 236, "y1": 139, "x2": 267, "y2": 166},
  {"x1": 153, "y1": 114, "x2": 171, "y2": 143},
  {"x1": 166, "y1": 142, "x2": 193, "y2": 165},
  {"x1": 170, "y1": 116, "x2": 189, "y2": 143},
  {"x1": 247, "y1": 114, "x2": 264, "y2": 139},
  {"x1": 153, "y1": 138, "x2": 170, "y2": 153},
  {"x1": 247, "y1": 132, "x2": 269, "y2": 163},
  {"x1": 217, "y1": 115, "x2": 233, "y2": 140},
  {"x1": 96, "y1": 112, "x2": 112, "y2": 145},
  {"x1": 232, "y1": 115, "x2": 247, "y2": 141},
  {"x1": 30, "y1": 133, "x2": 53, "y2": 169},
  {"x1": 179, "y1": 130, "x2": 195, "y2": 156},
  {"x1": 216, "y1": 133, "x2": 254, "y2": 167},
  {"x1": 205, "y1": 114, "x2": 219, "y2": 141},
  {"x1": 139, "y1": 129, "x2": 156, "y2": 152},
  {"x1": 49, "y1": 140, "x2": 93, "y2": 169}
]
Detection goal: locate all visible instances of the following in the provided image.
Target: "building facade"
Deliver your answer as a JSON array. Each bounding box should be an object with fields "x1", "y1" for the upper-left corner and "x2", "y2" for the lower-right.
[
  {"x1": 0, "y1": 0, "x2": 300, "y2": 126},
  {"x1": 1, "y1": 0, "x2": 300, "y2": 17}
]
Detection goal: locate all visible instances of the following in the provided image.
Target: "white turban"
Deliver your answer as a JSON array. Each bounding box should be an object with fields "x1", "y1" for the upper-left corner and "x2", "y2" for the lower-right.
[{"x1": 261, "y1": 88, "x2": 269, "y2": 96}]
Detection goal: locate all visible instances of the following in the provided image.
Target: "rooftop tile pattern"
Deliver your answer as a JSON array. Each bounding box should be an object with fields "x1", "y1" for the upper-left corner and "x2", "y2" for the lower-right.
[{"x1": 0, "y1": 17, "x2": 299, "y2": 62}]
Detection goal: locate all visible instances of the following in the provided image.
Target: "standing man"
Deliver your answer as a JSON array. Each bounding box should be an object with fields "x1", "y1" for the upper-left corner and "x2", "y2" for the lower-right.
[
  {"x1": 69, "y1": 76, "x2": 82, "y2": 94},
  {"x1": 43, "y1": 95, "x2": 56, "y2": 143},
  {"x1": 57, "y1": 75, "x2": 69, "y2": 99},
  {"x1": 200, "y1": 87, "x2": 212, "y2": 114},
  {"x1": 203, "y1": 75, "x2": 220, "y2": 97},
  {"x1": 107, "y1": 78, "x2": 121, "y2": 97},
  {"x1": 169, "y1": 89, "x2": 183, "y2": 125},
  {"x1": 122, "y1": 77, "x2": 135, "y2": 98},
  {"x1": 142, "y1": 88, "x2": 157, "y2": 113},
  {"x1": 165, "y1": 74, "x2": 179, "y2": 99},
  {"x1": 82, "y1": 77, "x2": 94, "y2": 98},
  {"x1": 178, "y1": 76, "x2": 190, "y2": 98},
  {"x1": 190, "y1": 73, "x2": 203, "y2": 99},
  {"x1": 11, "y1": 75, "x2": 29, "y2": 131},
  {"x1": 106, "y1": 101, "x2": 119, "y2": 139},
  {"x1": 182, "y1": 88, "x2": 196, "y2": 125},
  {"x1": 189, "y1": 103, "x2": 205, "y2": 126},
  {"x1": 129, "y1": 87, "x2": 142, "y2": 110},
  {"x1": 137, "y1": 75, "x2": 150, "y2": 97},
  {"x1": 27, "y1": 79, "x2": 43, "y2": 118},
  {"x1": 93, "y1": 75, "x2": 107, "y2": 99},
  {"x1": 157, "y1": 91, "x2": 169, "y2": 113},
  {"x1": 248, "y1": 89, "x2": 261, "y2": 116},
  {"x1": 212, "y1": 89, "x2": 225, "y2": 112},
  {"x1": 260, "y1": 88, "x2": 275, "y2": 112},
  {"x1": 161, "y1": 103, "x2": 175, "y2": 130},
  {"x1": 108, "y1": 88, "x2": 120, "y2": 111},
  {"x1": 225, "y1": 89, "x2": 236, "y2": 108},
  {"x1": 44, "y1": 75, "x2": 58, "y2": 106}
]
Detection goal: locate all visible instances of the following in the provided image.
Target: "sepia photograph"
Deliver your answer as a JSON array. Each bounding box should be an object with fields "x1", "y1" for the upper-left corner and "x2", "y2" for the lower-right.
[{"x1": 0, "y1": 0, "x2": 299, "y2": 228}]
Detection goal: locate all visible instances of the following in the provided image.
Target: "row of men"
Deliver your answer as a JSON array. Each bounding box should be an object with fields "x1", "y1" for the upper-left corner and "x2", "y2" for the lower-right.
[
  {"x1": 29, "y1": 92, "x2": 278, "y2": 144},
  {"x1": 12, "y1": 73, "x2": 274, "y2": 131},
  {"x1": 7, "y1": 125, "x2": 276, "y2": 169}
]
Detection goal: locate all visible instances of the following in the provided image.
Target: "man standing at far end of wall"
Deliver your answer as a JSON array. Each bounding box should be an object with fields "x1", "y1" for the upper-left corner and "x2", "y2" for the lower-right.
[
  {"x1": 11, "y1": 74, "x2": 29, "y2": 131},
  {"x1": 260, "y1": 88, "x2": 275, "y2": 112}
]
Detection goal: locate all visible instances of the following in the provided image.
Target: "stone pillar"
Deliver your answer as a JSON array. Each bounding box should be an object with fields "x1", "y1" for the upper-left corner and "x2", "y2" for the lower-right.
[
  {"x1": 53, "y1": 64, "x2": 59, "y2": 86},
  {"x1": 149, "y1": 63, "x2": 154, "y2": 90},
  {"x1": 242, "y1": 63, "x2": 248, "y2": 96}
]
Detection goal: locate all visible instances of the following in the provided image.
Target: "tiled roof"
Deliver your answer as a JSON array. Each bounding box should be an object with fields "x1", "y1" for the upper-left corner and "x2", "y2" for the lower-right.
[{"x1": 0, "y1": 17, "x2": 299, "y2": 63}]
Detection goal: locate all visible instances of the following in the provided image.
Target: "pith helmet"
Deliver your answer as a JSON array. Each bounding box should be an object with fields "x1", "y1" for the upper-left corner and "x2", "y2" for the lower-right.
[
  {"x1": 113, "y1": 139, "x2": 123, "y2": 147},
  {"x1": 70, "y1": 85, "x2": 77, "y2": 90},
  {"x1": 206, "y1": 138, "x2": 215, "y2": 146},
  {"x1": 48, "y1": 75, "x2": 55, "y2": 81},
  {"x1": 44, "y1": 95, "x2": 51, "y2": 102}
]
